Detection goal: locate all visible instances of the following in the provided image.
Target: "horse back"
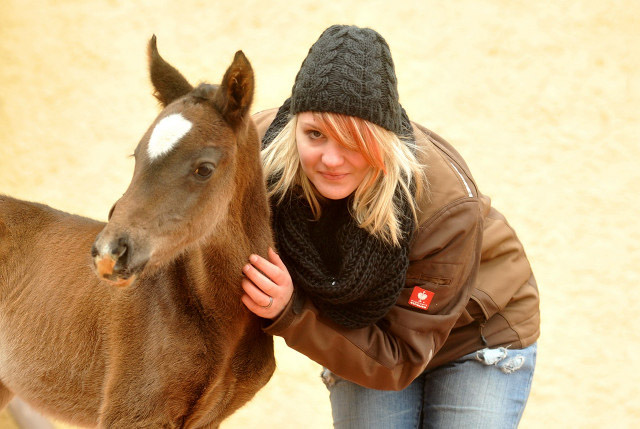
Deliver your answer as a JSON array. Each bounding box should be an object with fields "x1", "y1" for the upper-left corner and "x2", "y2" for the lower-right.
[
  {"x1": 0, "y1": 194, "x2": 104, "y2": 283},
  {"x1": 0, "y1": 195, "x2": 110, "y2": 424}
]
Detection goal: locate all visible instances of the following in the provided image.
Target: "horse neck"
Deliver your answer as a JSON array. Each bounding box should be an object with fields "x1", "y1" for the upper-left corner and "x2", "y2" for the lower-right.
[
  {"x1": 177, "y1": 237, "x2": 247, "y2": 325},
  {"x1": 179, "y1": 202, "x2": 271, "y2": 327}
]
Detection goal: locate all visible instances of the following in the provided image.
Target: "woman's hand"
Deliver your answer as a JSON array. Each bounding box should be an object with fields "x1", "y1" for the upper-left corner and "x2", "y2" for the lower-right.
[{"x1": 241, "y1": 247, "x2": 294, "y2": 319}]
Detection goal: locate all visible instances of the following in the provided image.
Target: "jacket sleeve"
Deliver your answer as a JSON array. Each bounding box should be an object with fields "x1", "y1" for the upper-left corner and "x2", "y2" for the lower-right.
[{"x1": 264, "y1": 198, "x2": 483, "y2": 391}]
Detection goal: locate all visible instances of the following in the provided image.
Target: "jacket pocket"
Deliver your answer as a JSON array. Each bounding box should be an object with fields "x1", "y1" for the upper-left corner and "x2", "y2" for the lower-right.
[
  {"x1": 453, "y1": 308, "x2": 474, "y2": 328},
  {"x1": 469, "y1": 288, "x2": 500, "y2": 320},
  {"x1": 453, "y1": 295, "x2": 487, "y2": 328},
  {"x1": 405, "y1": 259, "x2": 460, "y2": 287},
  {"x1": 403, "y1": 261, "x2": 462, "y2": 315}
]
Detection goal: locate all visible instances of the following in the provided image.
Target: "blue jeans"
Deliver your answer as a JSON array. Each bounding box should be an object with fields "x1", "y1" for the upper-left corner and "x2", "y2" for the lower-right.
[{"x1": 322, "y1": 343, "x2": 537, "y2": 429}]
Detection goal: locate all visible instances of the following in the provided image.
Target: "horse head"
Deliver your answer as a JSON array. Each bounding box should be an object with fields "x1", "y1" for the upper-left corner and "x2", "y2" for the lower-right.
[{"x1": 91, "y1": 36, "x2": 255, "y2": 287}]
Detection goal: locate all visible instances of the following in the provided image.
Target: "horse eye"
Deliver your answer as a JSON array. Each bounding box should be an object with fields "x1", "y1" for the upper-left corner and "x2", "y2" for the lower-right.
[{"x1": 194, "y1": 163, "x2": 215, "y2": 180}]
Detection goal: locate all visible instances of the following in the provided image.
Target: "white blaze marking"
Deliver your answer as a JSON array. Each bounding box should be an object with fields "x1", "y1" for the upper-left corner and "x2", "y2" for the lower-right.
[{"x1": 147, "y1": 113, "x2": 193, "y2": 160}]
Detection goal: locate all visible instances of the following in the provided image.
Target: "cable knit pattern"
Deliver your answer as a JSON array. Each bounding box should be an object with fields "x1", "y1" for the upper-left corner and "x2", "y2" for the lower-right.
[{"x1": 290, "y1": 25, "x2": 404, "y2": 135}]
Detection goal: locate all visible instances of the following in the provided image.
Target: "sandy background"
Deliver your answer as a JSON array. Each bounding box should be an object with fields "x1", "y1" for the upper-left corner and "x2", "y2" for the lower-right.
[{"x1": 1, "y1": 0, "x2": 638, "y2": 427}]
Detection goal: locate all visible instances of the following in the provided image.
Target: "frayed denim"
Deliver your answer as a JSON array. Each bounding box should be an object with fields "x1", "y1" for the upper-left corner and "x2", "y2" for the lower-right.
[{"x1": 322, "y1": 343, "x2": 537, "y2": 429}]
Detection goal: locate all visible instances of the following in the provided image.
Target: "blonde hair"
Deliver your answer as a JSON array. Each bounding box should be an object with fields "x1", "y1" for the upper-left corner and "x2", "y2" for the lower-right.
[{"x1": 262, "y1": 112, "x2": 427, "y2": 246}]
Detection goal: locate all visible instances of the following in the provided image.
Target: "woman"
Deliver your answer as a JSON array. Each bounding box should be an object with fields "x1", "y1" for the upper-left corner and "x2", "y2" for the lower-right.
[{"x1": 241, "y1": 25, "x2": 540, "y2": 428}]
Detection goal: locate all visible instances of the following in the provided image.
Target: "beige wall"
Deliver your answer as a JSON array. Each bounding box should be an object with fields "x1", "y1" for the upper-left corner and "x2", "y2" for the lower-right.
[{"x1": 1, "y1": 1, "x2": 638, "y2": 427}]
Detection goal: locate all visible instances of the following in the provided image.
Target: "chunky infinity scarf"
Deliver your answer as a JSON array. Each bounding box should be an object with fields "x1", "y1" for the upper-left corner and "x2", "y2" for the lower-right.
[{"x1": 270, "y1": 191, "x2": 414, "y2": 329}]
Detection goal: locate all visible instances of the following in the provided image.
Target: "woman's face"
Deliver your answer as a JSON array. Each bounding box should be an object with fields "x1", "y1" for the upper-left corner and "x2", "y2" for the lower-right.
[{"x1": 295, "y1": 112, "x2": 372, "y2": 200}]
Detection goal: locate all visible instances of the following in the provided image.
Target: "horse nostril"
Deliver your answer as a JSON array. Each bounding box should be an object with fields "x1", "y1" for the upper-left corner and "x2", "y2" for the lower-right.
[
  {"x1": 113, "y1": 239, "x2": 128, "y2": 260},
  {"x1": 109, "y1": 239, "x2": 129, "y2": 271}
]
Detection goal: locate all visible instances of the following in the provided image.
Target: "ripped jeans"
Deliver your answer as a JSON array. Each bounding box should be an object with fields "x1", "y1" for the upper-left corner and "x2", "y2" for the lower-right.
[{"x1": 322, "y1": 343, "x2": 537, "y2": 429}]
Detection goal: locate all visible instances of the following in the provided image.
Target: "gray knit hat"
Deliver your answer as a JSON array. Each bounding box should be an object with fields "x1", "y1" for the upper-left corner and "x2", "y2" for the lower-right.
[
  {"x1": 262, "y1": 25, "x2": 412, "y2": 146},
  {"x1": 291, "y1": 25, "x2": 403, "y2": 134}
]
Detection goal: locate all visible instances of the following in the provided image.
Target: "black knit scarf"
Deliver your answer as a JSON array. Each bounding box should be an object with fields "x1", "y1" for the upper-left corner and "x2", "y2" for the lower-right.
[{"x1": 263, "y1": 102, "x2": 416, "y2": 329}]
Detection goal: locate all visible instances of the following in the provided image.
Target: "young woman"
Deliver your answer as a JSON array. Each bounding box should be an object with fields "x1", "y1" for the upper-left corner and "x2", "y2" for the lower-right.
[{"x1": 242, "y1": 25, "x2": 540, "y2": 428}]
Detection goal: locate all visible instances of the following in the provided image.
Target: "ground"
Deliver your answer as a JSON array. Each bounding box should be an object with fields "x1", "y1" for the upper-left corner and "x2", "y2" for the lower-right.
[{"x1": 0, "y1": 1, "x2": 639, "y2": 428}]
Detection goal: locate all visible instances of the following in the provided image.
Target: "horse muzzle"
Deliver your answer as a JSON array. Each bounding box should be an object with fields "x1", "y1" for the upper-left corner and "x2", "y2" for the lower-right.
[{"x1": 91, "y1": 233, "x2": 145, "y2": 288}]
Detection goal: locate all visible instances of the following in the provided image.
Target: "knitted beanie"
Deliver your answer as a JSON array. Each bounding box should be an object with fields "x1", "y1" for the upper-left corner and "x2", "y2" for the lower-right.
[{"x1": 290, "y1": 24, "x2": 406, "y2": 135}]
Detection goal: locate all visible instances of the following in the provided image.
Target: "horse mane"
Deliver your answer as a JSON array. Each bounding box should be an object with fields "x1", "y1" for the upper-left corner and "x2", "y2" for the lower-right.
[{"x1": 191, "y1": 83, "x2": 220, "y2": 102}]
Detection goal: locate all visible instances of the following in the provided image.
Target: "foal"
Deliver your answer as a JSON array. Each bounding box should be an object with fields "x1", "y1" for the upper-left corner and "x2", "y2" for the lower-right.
[{"x1": 0, "y1": 36, "x2": 275, "y2": 428}]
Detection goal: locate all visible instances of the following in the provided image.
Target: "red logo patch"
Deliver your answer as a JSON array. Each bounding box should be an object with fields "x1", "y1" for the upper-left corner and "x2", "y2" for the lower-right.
[{"x1": 408, "y1": 286, "x2": 435, "y2": 310}]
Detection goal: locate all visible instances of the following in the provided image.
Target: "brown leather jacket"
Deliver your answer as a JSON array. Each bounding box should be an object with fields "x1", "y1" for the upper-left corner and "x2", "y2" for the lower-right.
[{"x1": 253, "y1": 109, "x2": 540, "y2": 391}]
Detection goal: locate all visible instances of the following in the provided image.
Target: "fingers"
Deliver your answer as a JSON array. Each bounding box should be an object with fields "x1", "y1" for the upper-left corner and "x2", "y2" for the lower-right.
[
  {"x1": 241, "y1": 277, "x2": 273, "y2": 308},
  {"x1": 247, "y1": 250, "x2": 287, "y2": 288},
  {"x1": 268, "y1": 247, "x2": 287, "y2": 270},
  {"x1": 243, "y1": 257, "x2": 277, "y2": 296},
  {"x1": 241, "y1": 277, "x2": 287, "y2": 319},
  {"x1": 241, "y1": 248, "x2": 294, "y2": 319},
  {"x1": 241, "y1": 293, "x2": 278, "y2": 319}
]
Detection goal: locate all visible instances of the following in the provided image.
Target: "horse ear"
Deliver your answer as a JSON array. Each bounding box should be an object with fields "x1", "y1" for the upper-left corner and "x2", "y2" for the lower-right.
[
  {"x1": 148, "y1": 35, "x2": 193, "y2": 107},
  {"x1": 213, "y1": 51, "x2": 254, "y2": 129}
]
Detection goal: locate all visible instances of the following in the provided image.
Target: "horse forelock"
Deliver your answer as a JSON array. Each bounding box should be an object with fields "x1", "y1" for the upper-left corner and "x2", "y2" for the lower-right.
[{"x1": 191, "y1": 83, "x2": 219, "y2": 101}]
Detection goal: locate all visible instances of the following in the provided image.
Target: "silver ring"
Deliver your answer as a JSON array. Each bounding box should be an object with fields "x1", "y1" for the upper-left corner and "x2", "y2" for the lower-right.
[{"x1": 262, "y1": 296, "x2": 273, "y2": 309}]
